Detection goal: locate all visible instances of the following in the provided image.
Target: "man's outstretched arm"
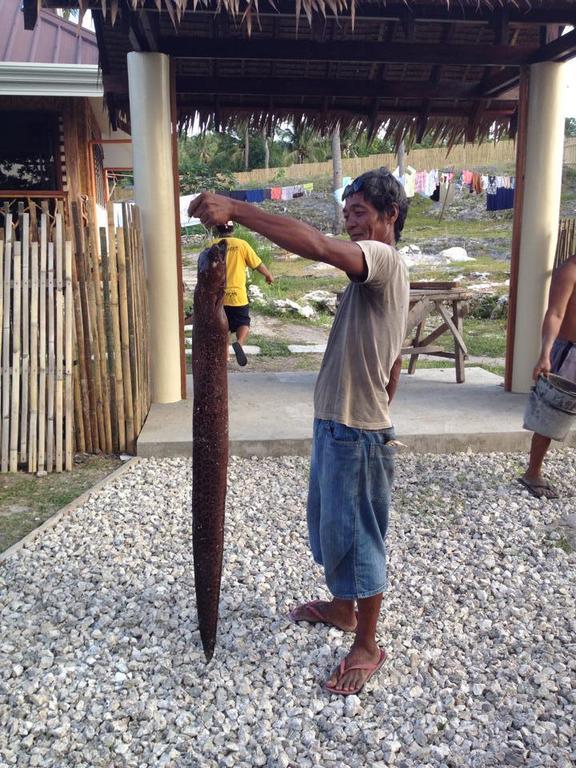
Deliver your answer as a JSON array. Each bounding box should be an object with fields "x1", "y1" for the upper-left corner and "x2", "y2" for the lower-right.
[{"x1": 189, "y1": 192, "x2": 365, "y2": 276}]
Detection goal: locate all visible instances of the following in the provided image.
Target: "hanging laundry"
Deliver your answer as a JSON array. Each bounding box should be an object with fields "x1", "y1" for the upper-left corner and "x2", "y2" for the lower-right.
[
  {"x1": 471, "y1": 173, "x2": 484, "y2": 194},
  {"x1": 403, "y1": 166, "x2": 417, "y2": 198},
  {"x1": 486, "y1": 175, "x2": 514, "y2": 211},
  {"x1": 246, "y1": 189, "x2": 266, "y2": 203},
  {"x1": 415, "y1": 171, "x2": 427, "y2": 194},
  {"x1": 425, "y1": 169, "x2": 438, "y2": 196}
]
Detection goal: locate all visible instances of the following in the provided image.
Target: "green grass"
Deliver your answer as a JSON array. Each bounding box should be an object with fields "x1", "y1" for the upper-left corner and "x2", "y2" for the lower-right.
[
  {"x1": 265, "y1": 273, "x2": 347, "y2": 299},
  {"x1": 409, "y1": 317, "x2": 507, "y2": 359},
  {"x1": 248, "y1": 334, "x2": 291, "y2": 356},
  {"x1": 463, "y1": 318, "x2": 507, "y2": 357},
  {"x1": 408, "y1": 260, "x2": 510, "y2": 284},
  {"x1": 0, "y1": 456, "x2": 122, "y2": 552},
  {"x1": 400, "y1": 359, "x2": 504, "y2": 377},
  {"x1": 404, "y1": 194, "x2": 513, "y2": 240},
  {"x1": 554, "y1": 535, "x2": 574, "y2": 554}
]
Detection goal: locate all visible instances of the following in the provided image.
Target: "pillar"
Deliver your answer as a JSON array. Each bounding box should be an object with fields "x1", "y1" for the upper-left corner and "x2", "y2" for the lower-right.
[
  {"x1": 127, "y1": 52, "x2": 182, "y2": 403},
  {"x1": 510, "y1": 61, "x2": 566, "y2": 393}
]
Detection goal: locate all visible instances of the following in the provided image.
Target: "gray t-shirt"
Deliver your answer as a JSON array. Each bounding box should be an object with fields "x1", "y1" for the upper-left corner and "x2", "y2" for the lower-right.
[{"x1": 314, "y1": 240, "x2": 409, "y2": 429}]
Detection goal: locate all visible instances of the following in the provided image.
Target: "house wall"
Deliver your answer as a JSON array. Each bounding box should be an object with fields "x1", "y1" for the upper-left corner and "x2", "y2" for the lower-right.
[{"x1": 0, "y1": 94, "x2": 100, "y2": 206}]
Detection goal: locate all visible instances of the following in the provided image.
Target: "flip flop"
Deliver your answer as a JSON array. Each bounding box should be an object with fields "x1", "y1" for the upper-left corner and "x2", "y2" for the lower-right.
[
  {"x1": 324, "y1": 647, "x2": 387, "y2": 696},
  {"x1": 232, "y1": 341, "x2": 248, "y2": 367},
  {"x1": 288, "y1": 600, "x2": 358, "y2": 633},
  {"x1": 517, "y1": 477, "x2": 559, "y2": 500}
]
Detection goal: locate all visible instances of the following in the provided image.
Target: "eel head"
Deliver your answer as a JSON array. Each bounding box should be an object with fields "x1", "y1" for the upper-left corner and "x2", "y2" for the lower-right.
[{"x1": 197, "y1": 240, "x2": 227, "y2": 300}]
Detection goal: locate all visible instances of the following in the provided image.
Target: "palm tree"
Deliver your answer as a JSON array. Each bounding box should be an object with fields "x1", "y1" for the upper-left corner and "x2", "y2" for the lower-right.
[
  {"x1": 244, "y1": 125, "x2": 250, "y2": 171},
  {"x1": 332, "y1": 124, "x2": 344, "y2": 235},
  {"x1": 279, "y1": 122, "x2": 330, "y2": 164},
  {"x1": 179, "y1": 132, "x2": 220, "y2": 167},
  {"x1": 262, "y1": 126, "x2": 270, "y2": 169}
]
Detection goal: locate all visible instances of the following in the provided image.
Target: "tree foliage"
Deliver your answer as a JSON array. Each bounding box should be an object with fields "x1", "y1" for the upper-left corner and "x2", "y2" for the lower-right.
[{"x1": 177, "y1": 121, "x2": 455, "y2": 184}]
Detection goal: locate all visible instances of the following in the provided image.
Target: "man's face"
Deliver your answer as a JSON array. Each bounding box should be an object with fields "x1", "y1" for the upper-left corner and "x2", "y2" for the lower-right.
[{"x1": 343, "y1": 192, "x2": 398, "y2": 245}]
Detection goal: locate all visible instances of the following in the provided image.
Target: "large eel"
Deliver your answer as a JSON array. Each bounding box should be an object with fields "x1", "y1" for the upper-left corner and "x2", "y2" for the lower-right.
[{"x1": 192, "y1": 240, "x2": 229, "y2": 662}]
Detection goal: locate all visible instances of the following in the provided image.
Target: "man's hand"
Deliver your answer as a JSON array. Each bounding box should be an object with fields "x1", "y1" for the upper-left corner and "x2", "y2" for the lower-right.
[
  {"x1": 533, "y1": 353, "x2": 552, "y2": 380},
  {"x1": 264, "y1": 273, "x2": 273, "y2": 285},
  {"x1": 188, "y1": 192, "x2": 233, "y2": 227}
]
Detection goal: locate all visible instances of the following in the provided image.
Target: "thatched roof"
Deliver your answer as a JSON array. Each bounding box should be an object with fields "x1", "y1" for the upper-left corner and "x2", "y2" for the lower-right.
[
  {"x1": 70, "y1": 0, "x2": 576, "y2": 31},
  {"x1": 36, "y1": 0, "x2": 576, "y2": 146}
]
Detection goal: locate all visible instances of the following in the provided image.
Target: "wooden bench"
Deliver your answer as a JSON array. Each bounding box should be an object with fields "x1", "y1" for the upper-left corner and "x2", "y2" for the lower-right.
[{"x1": 402, "y1": 282, "x2": 470, "y2": 383}]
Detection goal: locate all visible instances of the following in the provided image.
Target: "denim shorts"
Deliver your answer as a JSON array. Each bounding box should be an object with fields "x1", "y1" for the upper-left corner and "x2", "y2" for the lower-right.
[
  {"x1": 551, "y1": 338, "x2": 576, "y2": 382},
  {"x1": 306, "y1": 418, "x2": 396, "y2": 600}
]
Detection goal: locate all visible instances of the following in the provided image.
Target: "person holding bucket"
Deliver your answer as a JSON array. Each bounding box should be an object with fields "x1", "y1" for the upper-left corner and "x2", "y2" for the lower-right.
[{"x1": 519, "y1": 254, "x2": 576, "y2": 499}]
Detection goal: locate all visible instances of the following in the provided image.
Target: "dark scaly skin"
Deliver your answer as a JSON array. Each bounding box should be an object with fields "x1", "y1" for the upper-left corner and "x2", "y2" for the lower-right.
[{"x1": 192, "y1": 240, "x2": 229, "y2": 662}]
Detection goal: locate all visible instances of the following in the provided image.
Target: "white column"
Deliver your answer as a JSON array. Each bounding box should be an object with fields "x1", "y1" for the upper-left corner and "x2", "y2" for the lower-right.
[
  {"x1": 127, "y1": 52, "x2": 182, "y2": 403},
  {"x1": 511, "y1": 61, "x2": 566, "y2": 393}
]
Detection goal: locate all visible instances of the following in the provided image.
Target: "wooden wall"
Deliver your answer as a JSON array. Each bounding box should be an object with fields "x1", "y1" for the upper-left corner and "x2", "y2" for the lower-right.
[{"x1": 0, "y1": 95, "x2": 101, "y2": 206}]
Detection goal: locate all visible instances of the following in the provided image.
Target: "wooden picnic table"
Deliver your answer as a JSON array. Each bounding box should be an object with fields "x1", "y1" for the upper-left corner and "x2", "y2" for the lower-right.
[{"x1": 402, "y1": 282, "x2": 471, "y2": 383}]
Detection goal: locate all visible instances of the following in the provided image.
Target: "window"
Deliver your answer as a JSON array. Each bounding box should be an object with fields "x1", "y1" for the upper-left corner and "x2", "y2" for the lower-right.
[{"x1": 0, "y1": 111, "x2": 60, "y2": 191}]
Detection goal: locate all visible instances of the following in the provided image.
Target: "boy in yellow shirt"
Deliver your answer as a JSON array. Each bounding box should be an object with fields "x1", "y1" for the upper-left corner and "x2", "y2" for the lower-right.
[{"x1": 211, "y1": 224, "x2": 274, "y2": 366}]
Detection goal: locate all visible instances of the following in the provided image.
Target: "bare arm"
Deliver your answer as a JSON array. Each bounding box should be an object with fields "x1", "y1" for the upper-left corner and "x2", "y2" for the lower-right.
[
  {"x1": 534, "y1": 258, "x2": 576, "y2": 378},
  {"x1": 386, "y1": 356, "x2": 402, "y2": 404},
  {"x1": 189, "y1": 192, "x2": 366, "y2": 276},
  {"x1": 255, "y1": 263, "x2": 274, "y2": 284}
]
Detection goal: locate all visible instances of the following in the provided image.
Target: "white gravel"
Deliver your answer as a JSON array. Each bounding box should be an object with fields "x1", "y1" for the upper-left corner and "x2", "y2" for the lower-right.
[{"x1": 1, "y1": 450, "x2": 575, "y2": 768}]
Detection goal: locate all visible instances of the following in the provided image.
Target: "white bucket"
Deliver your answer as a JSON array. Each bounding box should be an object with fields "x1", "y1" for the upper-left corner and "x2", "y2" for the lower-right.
[{"x1": 523, "y1": 374, "x2": 576, "y2": 441}]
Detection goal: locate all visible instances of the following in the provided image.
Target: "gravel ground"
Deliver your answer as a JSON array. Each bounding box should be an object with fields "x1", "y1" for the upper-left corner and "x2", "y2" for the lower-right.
[{"x1": 1, "y1": 451, "x2": 575, "y2": 768}]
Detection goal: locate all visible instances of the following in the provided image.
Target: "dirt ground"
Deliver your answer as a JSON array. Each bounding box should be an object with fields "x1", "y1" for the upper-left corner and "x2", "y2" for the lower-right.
[
  {"x1": 248, "y1": 312, "x2": 330, "y2": 344},
  {"x1": 227, "y1": 352, "x2": 323, "y2": 374}
]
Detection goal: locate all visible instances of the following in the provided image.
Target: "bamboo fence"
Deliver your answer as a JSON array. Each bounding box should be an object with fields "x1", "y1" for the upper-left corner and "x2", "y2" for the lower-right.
[
  {"x1": 234, "y1": 140, "x2": 519, "y2": 185},
  {"x1": 1, "y1": 202, "x2": 73, "y2": 473},
  {"x1": 555, "y1": 217, "x2": 576, "y2": 270},
  {"x1": 234, "y1": 137, "x2": 576, "y2": 186},
  {"x1": 0, "y1": 198, "x2": 150, "y2": 473},
  {"x1": 70, "y1": 198, "x2": 150, "y2": 460}
]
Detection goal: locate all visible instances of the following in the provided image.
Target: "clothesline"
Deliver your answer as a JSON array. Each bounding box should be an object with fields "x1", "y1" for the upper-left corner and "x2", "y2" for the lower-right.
[
  {"x1": 179, "y1": 183, "x2": 315, "y2": 227},
  {"x1": 394, "y1": 167, "x2": 515, "y2": 210},
  {"x1": 218, "y1": 182, "x2": 314, "y2": 204}
]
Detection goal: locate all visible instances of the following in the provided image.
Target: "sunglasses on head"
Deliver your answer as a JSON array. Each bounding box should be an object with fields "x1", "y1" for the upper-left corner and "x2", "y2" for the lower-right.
[{"x1": 342, "y1": 177, "x2": 364, "y2": 199}]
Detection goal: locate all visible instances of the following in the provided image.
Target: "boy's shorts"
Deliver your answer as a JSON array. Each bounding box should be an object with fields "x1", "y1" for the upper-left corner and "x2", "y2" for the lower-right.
[
  {"x1": 306, "y1": 418, "x2": 396, "y2": 600},
  {"x1": 224, "y1": 304, "x2": 250, "y2": 333}
]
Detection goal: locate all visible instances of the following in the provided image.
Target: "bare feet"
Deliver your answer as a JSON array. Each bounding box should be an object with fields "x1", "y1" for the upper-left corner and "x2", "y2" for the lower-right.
[
  {"x1": 289, "y1": 599, "x2": 358, "y2": 632},
  {"x1": 324, "y1": 643, "x2": 386, "y2": 695}
]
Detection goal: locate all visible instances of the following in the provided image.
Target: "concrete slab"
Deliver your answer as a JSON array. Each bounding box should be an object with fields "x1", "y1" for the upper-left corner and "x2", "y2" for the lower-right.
[{"x1": 136, "y1": 367, "x2": 576, "y2": 458}]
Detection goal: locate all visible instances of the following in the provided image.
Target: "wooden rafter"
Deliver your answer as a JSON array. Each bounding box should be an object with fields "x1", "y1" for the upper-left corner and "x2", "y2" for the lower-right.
[
  {"x1": 103, "y1": 74, "x2": 511, "y2": 100},
  {"x1": 156, "y1": 37, "x2": 538, "y2": 66},
  {"x1": 531, "y1": 27, "x2": 576, "y2": 62}
]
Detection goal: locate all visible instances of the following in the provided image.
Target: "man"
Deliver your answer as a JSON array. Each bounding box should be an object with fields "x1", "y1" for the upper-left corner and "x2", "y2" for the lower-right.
[
  {"x1": 519, "y1": 254, "x2": 576, "y2": 499},
  {"x1": 189, "y1": 168, "x2": 409, "y2": 696},
  {"x1": 212, "y1": 223, "x2": 274, "y2": 366}
]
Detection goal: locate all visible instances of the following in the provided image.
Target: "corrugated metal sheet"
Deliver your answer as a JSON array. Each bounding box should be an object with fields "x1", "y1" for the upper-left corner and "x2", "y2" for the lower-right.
[{"x1": 0, "y1": 0, "x2": 98, "y2": 65}]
